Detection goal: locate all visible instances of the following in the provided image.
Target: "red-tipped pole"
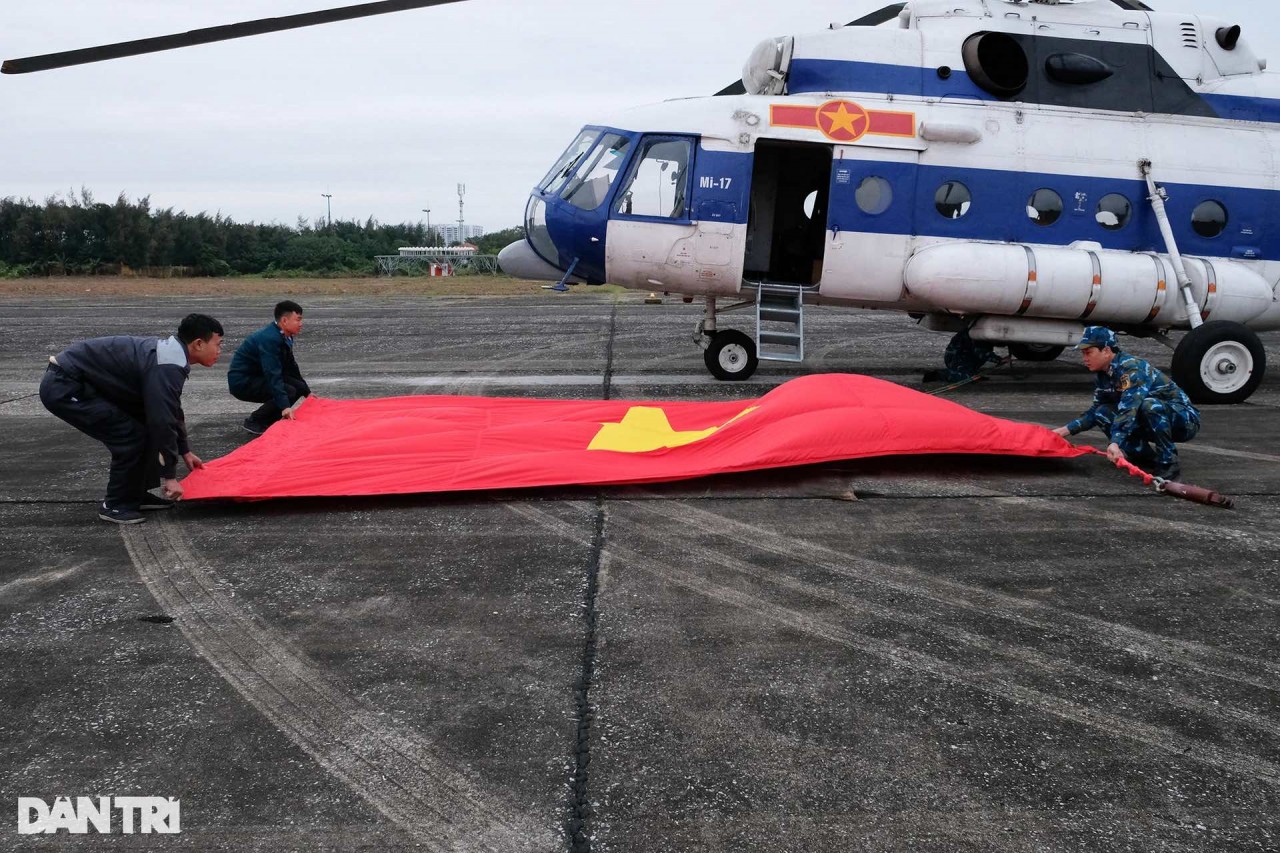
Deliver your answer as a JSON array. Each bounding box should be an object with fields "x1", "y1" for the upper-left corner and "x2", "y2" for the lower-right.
[
  {"x1": 1083, "y1": 447, "x2": 1235, "y2": 509},
  {"x1": 1154, "y1": 479, "x2": 1235, "y2": 509}
]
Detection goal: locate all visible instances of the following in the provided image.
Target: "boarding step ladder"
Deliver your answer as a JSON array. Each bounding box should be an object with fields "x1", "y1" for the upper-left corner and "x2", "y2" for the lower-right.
[{"x1": 755, "y1": 282, "x2": 805, "y2": 362}]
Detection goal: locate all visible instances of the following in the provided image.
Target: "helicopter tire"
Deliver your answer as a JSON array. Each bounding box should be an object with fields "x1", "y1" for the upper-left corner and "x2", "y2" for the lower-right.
[
  {"x1": 1171, "y1": 321, "x2": 1266, "y2": 405},
  {"x1": 1007, "y1": 343, "x2": 1065, "y2": 362},
  {"x1": 704, "y1": 330, "x2": 758, "y2": 381}
]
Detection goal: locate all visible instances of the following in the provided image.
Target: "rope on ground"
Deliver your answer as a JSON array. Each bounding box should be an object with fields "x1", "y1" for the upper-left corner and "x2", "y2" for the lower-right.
[{"x1": 926, "y1": 356, "x2": 1014, "y2": 396}]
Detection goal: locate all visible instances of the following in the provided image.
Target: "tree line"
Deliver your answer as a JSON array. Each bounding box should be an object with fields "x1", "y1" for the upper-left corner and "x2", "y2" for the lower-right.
[{"x1": 0, "y1": 192, "x2": 525, "y2": 277}]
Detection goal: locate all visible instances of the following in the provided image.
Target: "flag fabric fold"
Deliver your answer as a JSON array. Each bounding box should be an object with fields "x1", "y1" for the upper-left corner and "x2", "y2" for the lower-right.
[{"x1": 181, "y1": 374, "x2": 1087, "y2": 500}]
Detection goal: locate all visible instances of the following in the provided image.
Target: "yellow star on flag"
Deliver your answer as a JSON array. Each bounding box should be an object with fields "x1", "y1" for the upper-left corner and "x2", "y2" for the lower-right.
[{"x1": 589, "y1": 406, "x2": 757, "y2": 453}]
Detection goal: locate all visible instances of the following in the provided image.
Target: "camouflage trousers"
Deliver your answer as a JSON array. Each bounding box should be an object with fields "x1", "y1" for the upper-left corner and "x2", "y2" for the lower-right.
[
  {"x1": 938, "y1": 333, "x2": 998, "y2": 382},
  {"x1": 1094, "y1": 398, "x2": 1200, "y2": 467}
]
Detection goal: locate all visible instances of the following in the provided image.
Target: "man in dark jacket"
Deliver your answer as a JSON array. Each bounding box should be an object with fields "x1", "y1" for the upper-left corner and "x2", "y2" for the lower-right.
[
  {"x1": 227, "y1": 300, "x2": 310, "y2": 435},
  {"x1": 39, "y1": 314, "x2": 224, "y2": 524}
]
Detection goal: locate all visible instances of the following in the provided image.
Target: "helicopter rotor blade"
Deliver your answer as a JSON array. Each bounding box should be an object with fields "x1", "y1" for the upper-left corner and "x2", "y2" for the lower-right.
[
  {"x1": 844, "y1": 3, "x2": 909, "y2": 28},
  {"x1": 714, "y1": 3, "x2": 907, "y2": 96},
  {"x1": 2, "y1": 0, "x2": 465, "y2": 75},
  {"x1": 1109, "y1": 0, "x2": 1153, "y2": 10}
]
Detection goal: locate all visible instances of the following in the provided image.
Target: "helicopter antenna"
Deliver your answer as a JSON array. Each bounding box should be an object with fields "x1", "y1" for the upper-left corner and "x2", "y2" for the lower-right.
[{"x1": 2, "y1": 0, "x2": 466, "y2": 74}]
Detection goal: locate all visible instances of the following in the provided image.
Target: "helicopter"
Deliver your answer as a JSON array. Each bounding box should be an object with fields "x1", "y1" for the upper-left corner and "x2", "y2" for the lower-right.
[
  {"x1": 5, "y1": 0, "x2": 1277, "y2": 403},
  {"x1": 495, "y1": 0, "x2": 1280, "y2": 403}
]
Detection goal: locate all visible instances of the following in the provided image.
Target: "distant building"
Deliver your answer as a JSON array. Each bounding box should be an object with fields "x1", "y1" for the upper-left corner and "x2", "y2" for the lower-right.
[
  {"x1": 434, "y1": 224, "x2": 485, "y2": 244},
  {"x1": 397, "y1": 245, "x2": 476, "y2": 257}
]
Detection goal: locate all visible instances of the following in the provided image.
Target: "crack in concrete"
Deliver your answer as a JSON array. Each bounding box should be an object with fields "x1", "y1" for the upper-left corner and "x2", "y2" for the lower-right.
[
  {"x1": 602, "y1": 301, "x2": 617, "y2": 402},
  {"x1": 566, "y1": 502, "x2": 606, "y2": 853}
]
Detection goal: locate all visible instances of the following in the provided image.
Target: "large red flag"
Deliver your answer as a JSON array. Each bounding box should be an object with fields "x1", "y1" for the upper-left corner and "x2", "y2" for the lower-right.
[{"x1": 181, "y1": 374, "x2": 1087, "y2": 500}]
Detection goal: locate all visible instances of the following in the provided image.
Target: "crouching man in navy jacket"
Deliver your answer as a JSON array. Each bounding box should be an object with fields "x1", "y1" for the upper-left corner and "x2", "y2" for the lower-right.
[
  {"x1": 40, "y1": 313, "x2": 224, "y2": 524},
  {"x1": 227, "y1": 300, "x2": 310, "y2": 436}
]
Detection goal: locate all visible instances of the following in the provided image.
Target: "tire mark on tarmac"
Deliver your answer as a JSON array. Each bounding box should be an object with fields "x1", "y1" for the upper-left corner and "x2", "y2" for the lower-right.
[
  {"x1": 994, "y1": 494, "x2": 1280, "y2": 548},
  {"x1": 505, "y1": 503, "x2": 1280, "y2": 787},
  {"x1": 603, "y1": 511, "x2": 1280, "y2": 742},
  {"x1": 1179, "y1": 443, "x2": 1280, "y2": 464},
  {"x1": 0, "y1": 560, "x2": 92, "y2": 598},
  {"x1": 424, "y1": 321, "x2": 617, "y2": 396},
  {"x1": 635, "y1": 500, "x2": 1280, "y2": 691},
  {"x1": 120, "y1": 515, "x2": 556, "y2": 852}
]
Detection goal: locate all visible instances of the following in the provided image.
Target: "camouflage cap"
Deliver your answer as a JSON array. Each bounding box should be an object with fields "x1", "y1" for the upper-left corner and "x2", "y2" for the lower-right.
[{"x1": 1075, "y1": 326, "x2": 1118, "y2": 350}]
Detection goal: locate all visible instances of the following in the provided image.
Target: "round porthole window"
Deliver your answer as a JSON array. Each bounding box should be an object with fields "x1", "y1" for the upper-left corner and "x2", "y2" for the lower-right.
[
  {"x1": 935, "y1": 181, "x2": 971, "y2": 219},
  {"x1": 1027, "y1": 188, "x2": 1063, "y2": 226},
  {"x1": 1095, "y1": 193, "x2": 1132, "y2": 231},
  {"x1": 1191, "y1": 200, "x2": 1228, "y2": 238},
  {"x1": 855, "y1": 176, "x2": 893, "y2": 215}
]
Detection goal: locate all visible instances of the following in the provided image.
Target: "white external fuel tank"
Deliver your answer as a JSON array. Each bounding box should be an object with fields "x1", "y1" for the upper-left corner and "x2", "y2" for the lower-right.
[{"x1": 904, "y1": 242, "x2": 1275, "y2": 327}]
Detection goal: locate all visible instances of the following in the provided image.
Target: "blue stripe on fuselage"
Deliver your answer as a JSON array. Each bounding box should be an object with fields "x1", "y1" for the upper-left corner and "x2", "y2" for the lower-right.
[
  {"x1": 789, "y1": 58, "x2": 990, "y2": 101},
  {"x1": 788, "y1": 57, "x2": 1280, "y2": 125},
  {"x1": 1201, "y1": 93, "x2": 1280, "y2": 124},
  {"x1": 828, "y1": 160, "x2": 1277, "y2": 260}
]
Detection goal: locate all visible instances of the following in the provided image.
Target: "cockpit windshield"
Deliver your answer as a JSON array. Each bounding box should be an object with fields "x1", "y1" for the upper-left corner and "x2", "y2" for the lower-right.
[
  {"x1": 563, "y1": 133, "x2": 631, "y2": 211},
  {"x1": 539, "y1": 129, "x2": 599, "y2": 196}
]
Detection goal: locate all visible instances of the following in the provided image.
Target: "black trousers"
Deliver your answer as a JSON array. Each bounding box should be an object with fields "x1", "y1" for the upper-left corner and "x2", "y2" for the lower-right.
[
  {"x1": 40, "y1": 365, "x2": 158, "y2": 509},
  {"x1": 230, "y1": 375, "x2": 310, "y2": 425}
]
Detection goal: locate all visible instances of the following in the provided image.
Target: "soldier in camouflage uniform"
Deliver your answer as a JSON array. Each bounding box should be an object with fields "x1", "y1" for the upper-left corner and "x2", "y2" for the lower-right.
[
  {"x1": 922, "y1": 328, "x2": 1006, "y2": 383},
  {"x1": 1052, "y1": 326, "x2": 1199, "y2": 481}
]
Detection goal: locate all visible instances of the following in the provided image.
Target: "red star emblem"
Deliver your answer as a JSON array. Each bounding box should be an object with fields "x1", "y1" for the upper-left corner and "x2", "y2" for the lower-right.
[{"x1": 816, "y1": 100, "x2": 870, "y2": 142}]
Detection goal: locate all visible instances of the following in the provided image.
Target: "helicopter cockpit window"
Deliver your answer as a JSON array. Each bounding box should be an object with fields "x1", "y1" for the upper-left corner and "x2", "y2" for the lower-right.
[
  {"x1": 1095, "y1": 193, "x2": 1132, "y2": 230},
  {"x1": 934, "y1": 181, "x2": 971, "y2": 219},
  {"x1": 1027, "y1": 188, "x2": 1063, "y2": 226},
  {"x1": 524, "y1": 196, "x2": 559, "y2": 268},
  {"x1": 615, "y1": 138, "x2": 692, "y2": 219},
  {"x1": 1192, "y1": 200, "x2": 1228, "y2": 238},
  {"x1": 564, "y1": 133, "x2": 630, "y2": 211},
  {"x1": 540, "y1": 130, "x2": 599, "y2": 196},
  {"x1": 855, "y1": 177, "x2": 893, "y2": 215}
]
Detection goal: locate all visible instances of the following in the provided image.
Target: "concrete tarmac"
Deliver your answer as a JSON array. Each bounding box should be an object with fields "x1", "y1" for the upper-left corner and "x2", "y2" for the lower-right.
[{"x1": 1, "y1": 294, "x2": 1277, "y2": 851}]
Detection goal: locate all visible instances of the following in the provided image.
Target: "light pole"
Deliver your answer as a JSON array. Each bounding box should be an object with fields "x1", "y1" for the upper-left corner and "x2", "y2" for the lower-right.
[
  {"x1": 321, "y1": 193, "x2": 332, "y2": 229},
  {"x1": 422, "y1": 208, "x2": 431, "y2": 244}
]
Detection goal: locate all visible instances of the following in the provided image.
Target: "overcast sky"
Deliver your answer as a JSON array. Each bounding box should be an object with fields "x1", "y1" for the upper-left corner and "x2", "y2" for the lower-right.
[{"x1": 3, "y1": 0, "x2": 1272, "y2": 232}]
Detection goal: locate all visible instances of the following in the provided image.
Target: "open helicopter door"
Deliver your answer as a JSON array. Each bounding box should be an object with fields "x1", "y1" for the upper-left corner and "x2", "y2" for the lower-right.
[
  {"x1": 743, "y1": 140, "x2": 832, "y2": 288},
  {"x1": 604, "y1": 136, "x2": 747, "y2": 297}
]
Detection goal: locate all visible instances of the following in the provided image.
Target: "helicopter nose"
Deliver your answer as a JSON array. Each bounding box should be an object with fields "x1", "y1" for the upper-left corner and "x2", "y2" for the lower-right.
[{"x1": 497, "y1": 239, "x2": 565, "y2": 281}]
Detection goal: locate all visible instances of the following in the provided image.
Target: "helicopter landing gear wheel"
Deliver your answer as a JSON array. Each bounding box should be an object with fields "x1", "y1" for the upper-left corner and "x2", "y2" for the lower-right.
[
  {"x1": 1007, "y1": 342, "x2": 1065, "y2": 362},
  {"x1": 704, "y1": 329, "x2": 758, "y2": 381},
  {"x1": 1171, "y1": 321, "x2": 1266, "y2": 405}
]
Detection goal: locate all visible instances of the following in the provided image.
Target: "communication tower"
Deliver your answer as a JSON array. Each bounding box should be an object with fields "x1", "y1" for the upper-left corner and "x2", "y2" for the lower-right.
[{"x1": 457, "y1": 183, "x2": 466, "y2": 246}]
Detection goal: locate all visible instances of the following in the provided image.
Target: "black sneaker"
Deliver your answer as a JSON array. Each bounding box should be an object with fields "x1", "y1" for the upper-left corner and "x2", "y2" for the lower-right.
[
  {"x1": 922, "y1": 369, "x2": 945, "y2": 383},
  {"x1": 1153, "y1": 461, "x2": 1182, "y2": 482},
  {"x1": 242, "y1": 417, "x2": 266, "y2": 436},
  {"x1": 139, "y1": 493, "x2": 175, "y2": 511},
  {"x1": 98, "y1": 503, "x2": 145, "y2": 525}
]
